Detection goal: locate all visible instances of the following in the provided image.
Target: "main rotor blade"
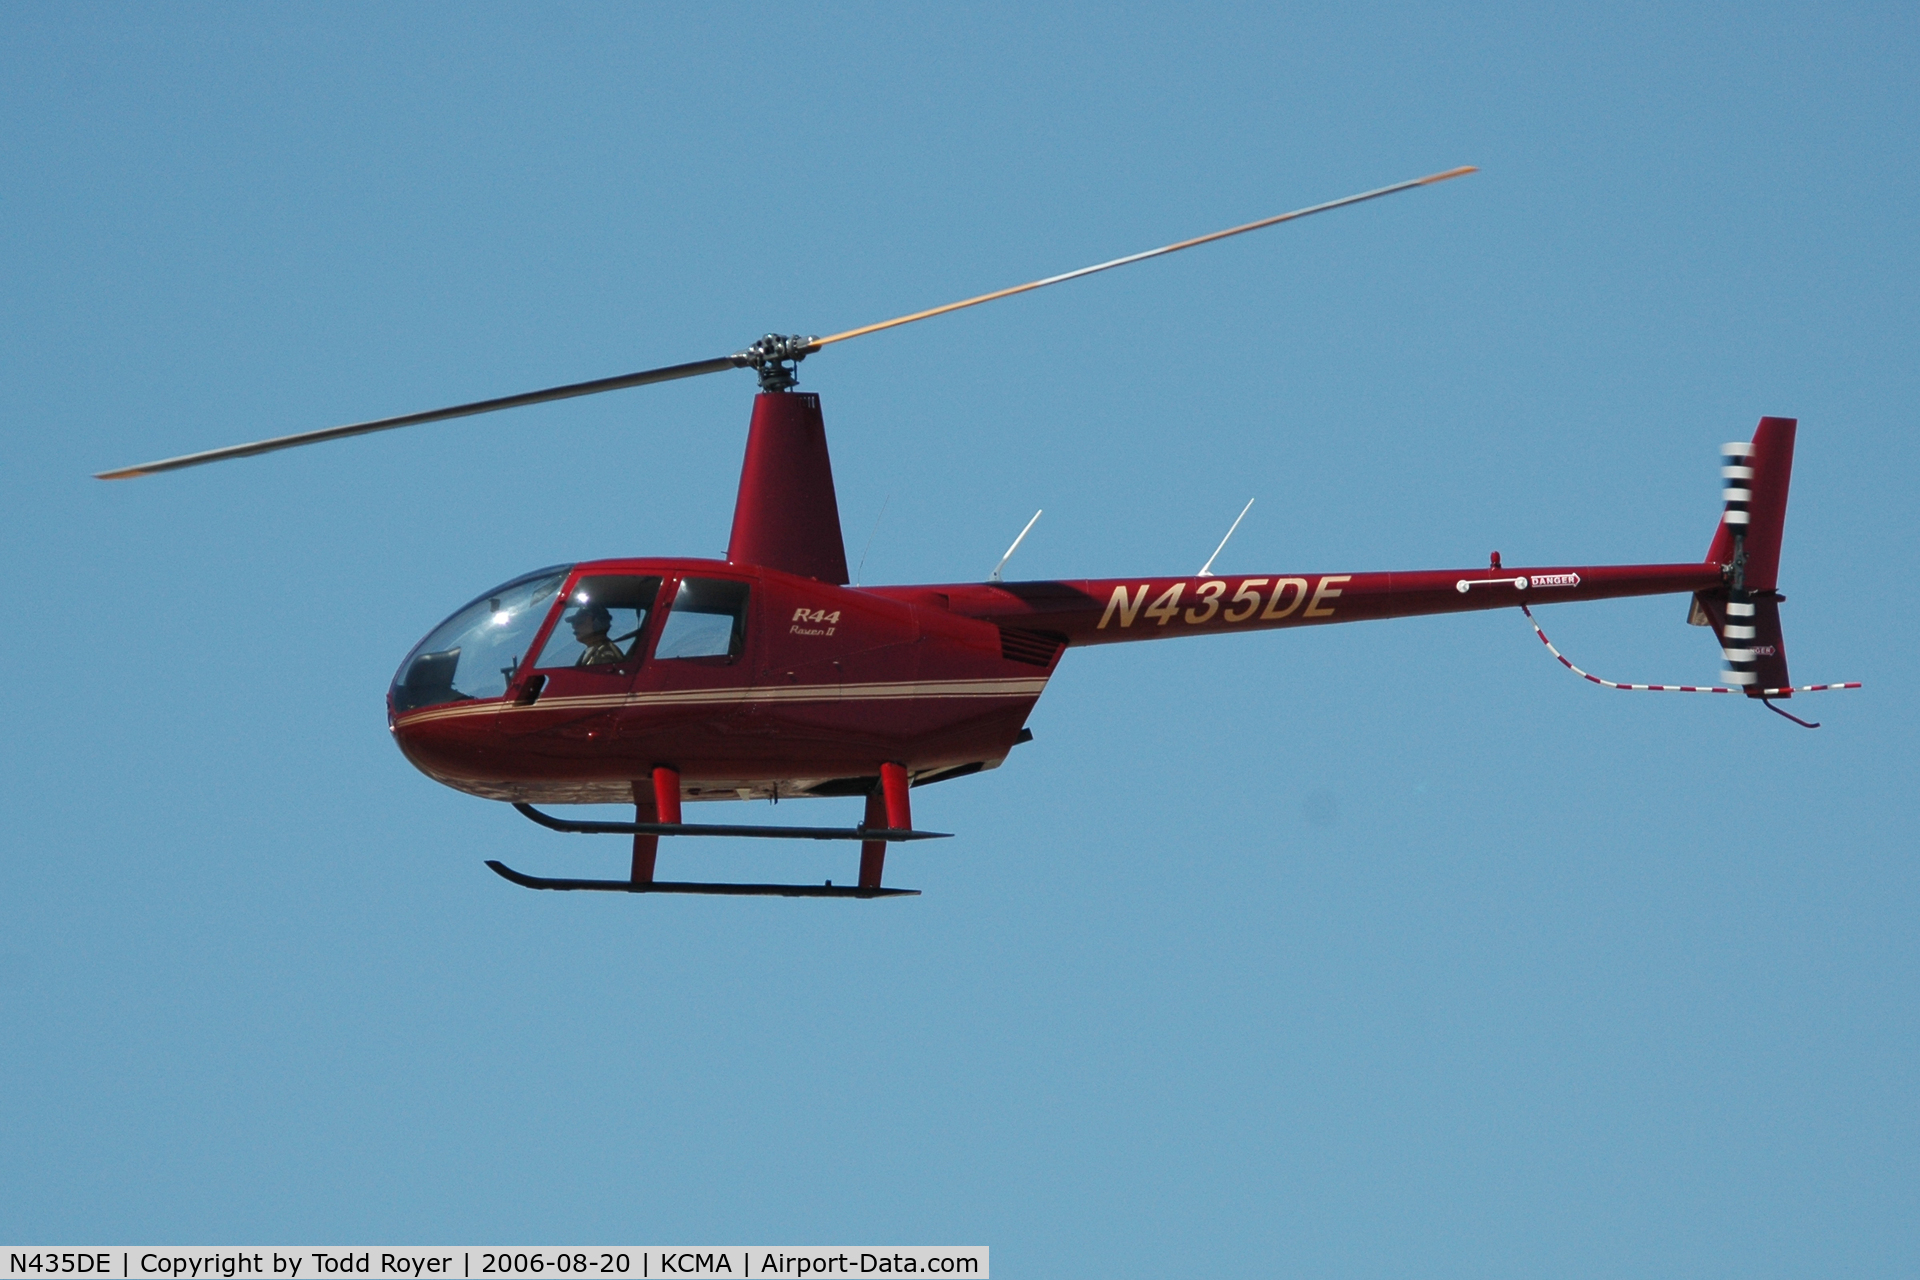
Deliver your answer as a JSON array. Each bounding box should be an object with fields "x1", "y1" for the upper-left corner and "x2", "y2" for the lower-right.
[
  {"x1": 95, "y1": 354, "x2": 741, "y2": 479},
  {"x1": 812, "y1": 165, "x2": 1477, "y2": 350},
  {"x1": 98, "y1": 166, "x2": 1473, "y2": 480}
]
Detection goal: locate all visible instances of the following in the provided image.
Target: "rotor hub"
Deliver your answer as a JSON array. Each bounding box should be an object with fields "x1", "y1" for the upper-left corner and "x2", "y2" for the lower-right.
[{"x1": 734, "y1": 333, "x2": 819, "y2": 393}]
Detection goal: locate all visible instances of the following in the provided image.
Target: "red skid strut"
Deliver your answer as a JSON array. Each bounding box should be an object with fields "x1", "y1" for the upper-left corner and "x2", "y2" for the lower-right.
[
  {"x1": 860, "y1": 762, "x2": 911, "y2": 889},
  {"x1": 633, "y1": 765, "x2": 682, "y2": 886}
]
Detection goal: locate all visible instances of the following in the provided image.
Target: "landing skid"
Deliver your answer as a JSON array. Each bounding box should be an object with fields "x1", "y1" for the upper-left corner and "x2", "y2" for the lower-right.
[
  {"x1": 486, "y1": 860, "x2": 918, "y2": 898},
  {"x1": 496, "y1": 778, "x2": 938, "y2": 898}
]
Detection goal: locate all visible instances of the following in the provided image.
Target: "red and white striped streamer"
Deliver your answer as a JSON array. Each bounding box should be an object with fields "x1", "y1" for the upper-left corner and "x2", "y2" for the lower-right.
[{"x1": 1519, "y1": 604, "x2": 1859, "y2": 697}]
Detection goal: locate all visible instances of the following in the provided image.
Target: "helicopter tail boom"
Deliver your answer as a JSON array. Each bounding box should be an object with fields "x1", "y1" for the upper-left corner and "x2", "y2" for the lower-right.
[{"x1": 908, "y1": 561, "x2": 1727, "y2": 650}]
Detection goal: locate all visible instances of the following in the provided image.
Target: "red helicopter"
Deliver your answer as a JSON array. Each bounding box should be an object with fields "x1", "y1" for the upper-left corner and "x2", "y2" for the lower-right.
[{"x1": 98, "y1": 166, "x2": 1855, "y2": 898}]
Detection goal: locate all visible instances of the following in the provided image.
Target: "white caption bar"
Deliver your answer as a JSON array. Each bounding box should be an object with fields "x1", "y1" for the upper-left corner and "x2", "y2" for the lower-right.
[{"x1": 1, "y1": 1251, "x2": 987, "y2": 1280}]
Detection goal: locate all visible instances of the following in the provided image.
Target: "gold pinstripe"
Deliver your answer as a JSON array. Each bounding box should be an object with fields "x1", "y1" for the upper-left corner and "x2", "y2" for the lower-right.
[{"x1": 393, "y1": 676, "x2": 1052, "y2": 730}]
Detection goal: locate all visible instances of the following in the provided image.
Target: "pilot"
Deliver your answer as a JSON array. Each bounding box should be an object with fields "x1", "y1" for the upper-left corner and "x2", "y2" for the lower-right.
[{"x1": 567, "y1": 603, "x2": 625, "y2": 667}]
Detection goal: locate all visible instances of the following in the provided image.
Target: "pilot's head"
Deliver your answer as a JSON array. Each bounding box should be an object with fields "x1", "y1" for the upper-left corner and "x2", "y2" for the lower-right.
[{"x1": 567, "y1": 603, "x2": 613, "y2": 640}]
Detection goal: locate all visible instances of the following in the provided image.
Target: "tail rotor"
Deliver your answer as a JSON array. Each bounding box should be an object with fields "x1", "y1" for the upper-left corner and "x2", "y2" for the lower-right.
[
  {"x1": 1718, "y1": 440, "x2": 1760, "y2": 691},
  {"x1": 1521, "y1": 418, "x2": 1857, "y2": 725}
]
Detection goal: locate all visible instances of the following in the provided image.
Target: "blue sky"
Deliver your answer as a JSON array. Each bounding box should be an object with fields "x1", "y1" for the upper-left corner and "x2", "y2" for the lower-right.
[{"x1": 3, "y1": 4, "x2": 1915, "y2": 1274}]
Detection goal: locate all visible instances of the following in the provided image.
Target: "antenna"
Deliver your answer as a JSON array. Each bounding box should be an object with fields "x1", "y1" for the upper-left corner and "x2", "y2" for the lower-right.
[
  {"x1": 853, "y1": 494, "x2": 891, "y2": 587},
  {"x1": 1197, "y1": 498, "x2": 1255, "y2": 577},
  {"x1": 988, "y1": 510, "x2": 1043, "y2": 584}
]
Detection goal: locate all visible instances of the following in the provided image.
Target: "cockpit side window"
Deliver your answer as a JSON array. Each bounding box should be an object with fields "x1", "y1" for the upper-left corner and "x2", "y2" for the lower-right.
[
  {"x1": 534, "y1": 575, "x2": 663, "y2": 670},
  {"x1": 654, "y1": 578, "x2": 750, "y2": 661},
  {"x1": 391, "y1": 567, "x2": 571, "y2": 712}
]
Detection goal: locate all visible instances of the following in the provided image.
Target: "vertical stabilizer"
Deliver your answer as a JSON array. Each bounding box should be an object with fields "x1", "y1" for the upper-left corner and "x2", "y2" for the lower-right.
[
  {"x1": 1698, "y1": 416, "x2": 1798, "y2": 696},
  {"x1": 727, "y1": 392, "x2": 850, "y2": 583},
  {"x1": 1705, "y1": 416, "x2": 1796, "y2": 591}
]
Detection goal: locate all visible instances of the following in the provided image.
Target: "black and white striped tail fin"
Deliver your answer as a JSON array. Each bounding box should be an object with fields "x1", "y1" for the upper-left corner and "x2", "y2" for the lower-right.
[
  {"x1": 1721, "y1": 595, "x2": 1759, "y2": 687},
  {"x1": 1719, "y1": 441, "x2": 1758, "y2": 688},
  {"x1": 1720, "y1": 440, "x2": 1754, "y2": 534}
]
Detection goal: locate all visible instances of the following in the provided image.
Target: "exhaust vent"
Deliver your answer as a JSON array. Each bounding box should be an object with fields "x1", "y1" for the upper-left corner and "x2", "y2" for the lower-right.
[{"x1": 998, "y1": 626, "x2": 1067, "y2": 668}]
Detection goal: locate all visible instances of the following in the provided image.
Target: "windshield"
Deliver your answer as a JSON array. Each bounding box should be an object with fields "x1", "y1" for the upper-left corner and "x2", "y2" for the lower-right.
[{"x1": 391, "y1": 566, "x2": 571, "y2": 712}]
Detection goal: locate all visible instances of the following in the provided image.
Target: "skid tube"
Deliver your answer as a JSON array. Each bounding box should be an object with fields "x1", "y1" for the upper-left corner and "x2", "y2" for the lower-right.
[
  {"x1": 495, "y1": 802, "x2": 938, "y2": 897},
  {"x1": 485, "y1": 860, "x2": 919, "y2": 898}
]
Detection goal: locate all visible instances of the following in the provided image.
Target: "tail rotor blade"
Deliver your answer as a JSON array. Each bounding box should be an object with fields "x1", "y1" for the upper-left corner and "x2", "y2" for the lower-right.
[{"x1": 95, "y1": 353, "x2": 743, "y2": 480}]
